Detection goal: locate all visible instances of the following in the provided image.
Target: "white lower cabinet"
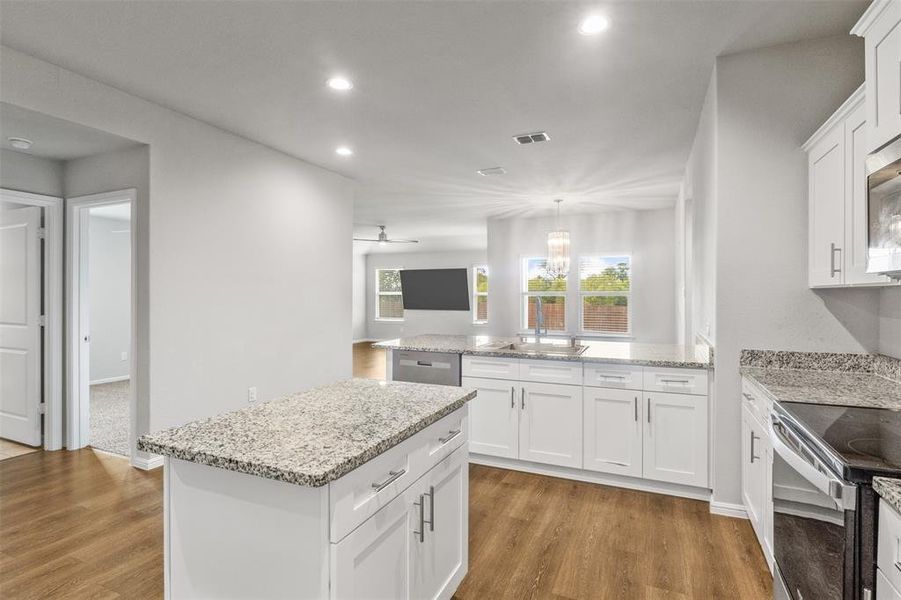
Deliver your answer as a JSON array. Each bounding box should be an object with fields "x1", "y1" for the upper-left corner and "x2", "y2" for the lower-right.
[
  {"x1": 642, "y1": 392, "x2": 708, "y2": 487},
  {"x1": 519, "y1": 382, "x2": 583, "y2": 468},
  {"x1": 740, "y1": 378, "x2": 774, "y2": 569},
  {"x1": 462, "y1": 376, "x2": 518, "y2": 458},
  {"x1": 583, "y1": 387, "x2": 643, "y2": 477}
]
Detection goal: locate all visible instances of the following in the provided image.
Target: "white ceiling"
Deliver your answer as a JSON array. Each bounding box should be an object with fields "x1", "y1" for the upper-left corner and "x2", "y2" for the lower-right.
[
  {"x1": 0, "y1": 102, "x2": 141, "y2": 161},
  {"x1": 0, "y1": 1, "x2": 867, "y2": 252}
]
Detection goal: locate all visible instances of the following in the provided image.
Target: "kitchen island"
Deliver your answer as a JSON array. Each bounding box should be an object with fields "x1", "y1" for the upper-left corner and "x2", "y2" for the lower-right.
[{"x1": 138, "y1": 378, "x2": 475, "y2": 600}]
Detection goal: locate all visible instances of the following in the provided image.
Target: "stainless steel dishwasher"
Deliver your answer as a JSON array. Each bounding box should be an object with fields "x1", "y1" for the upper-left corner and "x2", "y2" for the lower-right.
[{"x1": 391, "y1": 350, "x2": 461, "y2": 386}]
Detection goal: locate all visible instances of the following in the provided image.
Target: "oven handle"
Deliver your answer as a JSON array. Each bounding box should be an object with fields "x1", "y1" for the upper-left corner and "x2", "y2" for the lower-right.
[{"x1": 770, "y1": 413, "x2": 856, "y2": 511}]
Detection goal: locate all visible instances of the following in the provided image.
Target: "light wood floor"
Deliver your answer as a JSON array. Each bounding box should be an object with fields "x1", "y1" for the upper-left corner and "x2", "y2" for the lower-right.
[
  {"x1": 353, "y1": 341, "x2": 386, "y2": 380},
  {"x1": 0, "y1": 439, "x2": 41, "y2": 461},
  {"x1": 0, "y1": 449, "x2": 770, "y2": 599}
]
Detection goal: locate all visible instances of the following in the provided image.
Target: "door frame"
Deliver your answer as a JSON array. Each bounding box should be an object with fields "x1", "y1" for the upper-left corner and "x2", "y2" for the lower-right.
[
  {"x1": 66, "y1": 189, "x2": 137, "y2": 462},
  {"x1": 0, "y1": 189, "x2": 64, "y2": 451}
]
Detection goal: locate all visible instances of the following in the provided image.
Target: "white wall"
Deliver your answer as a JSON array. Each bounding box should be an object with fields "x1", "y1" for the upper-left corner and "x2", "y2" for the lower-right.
[
  {"x1": 87, "y1": 213, "x2": 131, "y2": 382},
  {"x1": 880, "y1": 287, "x2": 901, "y2": 359},
  {"x1": 0, "y1": 148, "x2": 64, "y2": 197},
  {"x1": 352, "y1": 248, "x2": 368, "y2": 341},
  {"x1": 487, "y1": 209, "x2": 677, "y2": 343},
  {"x1": 1, "y1": 47, "x2": 355, "y2": 443},
  {"x1": 366, "y1": 250, "x2": 488, "y2": 340}
]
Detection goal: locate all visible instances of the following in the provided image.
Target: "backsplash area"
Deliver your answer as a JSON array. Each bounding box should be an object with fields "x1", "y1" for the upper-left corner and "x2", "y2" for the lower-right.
[{"x1": 740, "y1": 350, "x2": 901, "y2": 384}]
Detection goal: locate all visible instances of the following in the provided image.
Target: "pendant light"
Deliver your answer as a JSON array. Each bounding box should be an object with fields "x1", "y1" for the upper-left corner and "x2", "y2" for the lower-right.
[{"x1": 546, "y1": 199, "x2": 570, "y2": 279}]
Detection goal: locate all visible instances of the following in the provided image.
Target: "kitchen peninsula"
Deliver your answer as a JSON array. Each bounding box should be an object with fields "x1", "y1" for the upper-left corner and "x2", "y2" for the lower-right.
[{"x1": 138, "y1": 378, "x2": 475, "y2": 600}]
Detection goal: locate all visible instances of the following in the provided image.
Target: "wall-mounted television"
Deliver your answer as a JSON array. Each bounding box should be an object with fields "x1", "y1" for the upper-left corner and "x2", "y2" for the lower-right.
[{"x1": 400, "y1": 268, "x2": 470, "y2": 311}]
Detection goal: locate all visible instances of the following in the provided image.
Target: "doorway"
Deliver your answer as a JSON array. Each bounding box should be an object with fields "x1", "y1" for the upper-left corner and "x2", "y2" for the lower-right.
[{"x1": 67, "y1": 190, "x2": 136, "y2": 460}]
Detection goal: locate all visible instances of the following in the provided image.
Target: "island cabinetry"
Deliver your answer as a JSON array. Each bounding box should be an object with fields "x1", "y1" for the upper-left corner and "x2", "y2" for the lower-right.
[
  {"x1": 583, "y1": 387, "x2": 643, "y2": 477},
  {"x1": 740, "y1": 377, "x2": 774, "y2": 570}
]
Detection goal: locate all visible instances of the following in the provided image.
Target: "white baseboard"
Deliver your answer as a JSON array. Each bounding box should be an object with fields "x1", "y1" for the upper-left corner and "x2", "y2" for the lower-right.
[
  {"x1": 469, "y1": 454, "x2": 711, "y2": 502},
  {"x1": 90, "y1": 375, "x2": 130, "y2": 385},
  {"x1": 132, "y1": 454, "x2": 164, "y2": 470},
  {"x1": 709, "y1": 500, "x2": 748, "y2": 519}
]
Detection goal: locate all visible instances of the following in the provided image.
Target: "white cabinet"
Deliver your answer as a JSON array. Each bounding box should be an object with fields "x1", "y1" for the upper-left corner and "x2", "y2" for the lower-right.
[
  {"x1": 462, "y1": 376, "x2": 518, "y2": 458},
  {"x1": 642, "y1": 392, "x2": 708, "y2": 487},
  {"x1": 519, "y1": 382, "x2": 583, "y2": 468},
  {"x1": 878, "y1": 498, "x2": 901, "y2": 597},
  {"x1": 741, "y1": 378, "x2": 774, "y2": 570},
  {"x1": 853, "y1": 0, "x2": 901, "y2": 152},
  {"x1": 583, "y1": 387, "x2": 643, "y2": 477}
]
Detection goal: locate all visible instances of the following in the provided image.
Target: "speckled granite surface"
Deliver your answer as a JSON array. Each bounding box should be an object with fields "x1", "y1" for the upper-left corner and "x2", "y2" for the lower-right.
[
  {"x1": 741, "y1": 350, "x2": 901, "y2": 384},
  {"x1": 376, "y1": 335, "x2": 712, "y2": 369},
  {"x1": 741, "y1": 367, "x2": 901, "y2": 410},
  {"x1": 137, "y1": 379, "x2": 475, "y2": 487},
  {"x1": 873, "y1": 477, "x2": 901, "y2": 514}
]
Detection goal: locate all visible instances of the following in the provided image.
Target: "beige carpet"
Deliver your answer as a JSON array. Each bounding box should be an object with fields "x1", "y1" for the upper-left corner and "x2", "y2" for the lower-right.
[{"x1": 90, "y1": 380, "x2": 130, "y2": 457}]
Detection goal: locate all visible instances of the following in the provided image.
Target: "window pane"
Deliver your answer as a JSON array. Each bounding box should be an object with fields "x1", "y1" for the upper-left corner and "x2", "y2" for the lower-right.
[
  {"x1": 583, "y1": 295, "x2": 628, "y2": 333},
  {"x1": 527, "y1": 296, "x2": 565, "y2": 330},
  {"x1": 378, "y1": 269, "x2": 402, "y2": 293},
  {"x1": 525, "y1": 258, "x2": 566, "y2": 292},
  {"x1": 475, "y1": 266, "x2": 488, "y2": 292},
  {"x1": 476, "y1": 295, "x2": 488, "y2": 321},
  {"x1": 580, "y1": 256, "x2": 630, "y2": 292},
  {"x1": 378, "y1": 294, "x2": 404, "y2": 319}
]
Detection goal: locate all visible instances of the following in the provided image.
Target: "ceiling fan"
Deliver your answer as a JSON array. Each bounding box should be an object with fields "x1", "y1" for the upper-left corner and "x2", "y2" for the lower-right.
[{"x1": 353, "y1": 225, "x2": 419, "y2": 245}]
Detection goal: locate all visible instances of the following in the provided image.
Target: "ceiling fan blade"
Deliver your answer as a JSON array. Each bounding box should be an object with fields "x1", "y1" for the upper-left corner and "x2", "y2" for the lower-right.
[
  {"x1": 353, "y1": 238, "x2": 381, "y2": 242},
  {"x1": 388, "y1": 239, "x2": 419, "y2": 243}
]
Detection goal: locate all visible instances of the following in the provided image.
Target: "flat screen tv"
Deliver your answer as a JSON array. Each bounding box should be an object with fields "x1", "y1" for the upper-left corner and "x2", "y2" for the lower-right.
[{"x1": 400, "y1": 268, "x2": 470, "y2": 311}]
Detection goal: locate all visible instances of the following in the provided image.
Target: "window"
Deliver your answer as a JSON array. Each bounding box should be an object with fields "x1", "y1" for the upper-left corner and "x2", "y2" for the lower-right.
[
  {"x1": 376, "y1": 268, "x2": 403, "y2": 320},
  {"x1": 579, "y1": 256, "x2": 631, "y2": 334},
  {"x1": 473, "y1": 265, "x2": 488, "y2": 324},
  {"x1": 521, "y1": 258, "x2": 566, "y2": 331}
]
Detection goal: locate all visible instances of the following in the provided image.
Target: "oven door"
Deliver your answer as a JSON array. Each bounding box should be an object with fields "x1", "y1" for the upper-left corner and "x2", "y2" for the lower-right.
[
  {"x1": 866, "y1": 136, "x2": 901, "y2": 277},
  {"x1": 771, "y1": 411, "x2": 857, "y2": 600}
]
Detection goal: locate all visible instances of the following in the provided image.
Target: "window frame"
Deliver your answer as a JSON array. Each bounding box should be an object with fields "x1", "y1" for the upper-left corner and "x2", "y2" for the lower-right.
[
  {"x1": 520, "y1": 257, "x2": 567, "y2": 332},
  {"x1": 375, "y1": 267, "x2": 404, "y2": 322},
  {"x1": 578, "y1": 255, "x2": 632, "y2": 336},
  {"x1": 472, "y1": 265, "x2": 488, "y2": 325}
]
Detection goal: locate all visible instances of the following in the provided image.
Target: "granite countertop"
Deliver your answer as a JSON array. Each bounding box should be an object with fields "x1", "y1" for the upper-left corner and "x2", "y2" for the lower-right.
[
  {"x1": 741, "y1": 367, "x2": 901, "y2": 410},
  {"x1": 137, "y1": 379, "x2": 476, "y2": 487},
  {"x1": 375, "y1": 334, "x2": 711, "y2": 369},
  {"x1": 873, "y1": 477, "x2": 901, "y2": 514}
]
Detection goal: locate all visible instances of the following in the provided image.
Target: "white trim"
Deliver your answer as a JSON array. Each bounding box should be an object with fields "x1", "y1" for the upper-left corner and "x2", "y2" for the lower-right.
[
  {"x1": 0, "y1": 189, "x2": 64, "y2": 451},
  {"x1": 90, "y1": 375, "x2": 130, "y2": 385},
  {"x1": 801, "y1": 84, "x2": 865, "y2": 151},
  {"x1": 709, "y1": 500, "x2": 748, "y2": 519},
  {"x1": 469, "y1": 453, "x2": 711, "y2": 502},
  {"x1": 374, "y1": 267, "x2": 404, "y2": 321},
  {"x1": 132, "y1": 453, "x2": 164, "y2": 470},
  {"x1": 66, "y1": 189, "x2": 138, "y2": 466},
  {"x1": 851, "y1": 0, "x2": 895, "y2": 35},
  {"x1": 578, "y1": 254, "x2": 633, "y2": 336},
  {"x1": 352, "y1": 338, "x2": 378, "y2": 344},
  {"x1": 472, "y1": 264, "x2": 488, "y2": 325}
]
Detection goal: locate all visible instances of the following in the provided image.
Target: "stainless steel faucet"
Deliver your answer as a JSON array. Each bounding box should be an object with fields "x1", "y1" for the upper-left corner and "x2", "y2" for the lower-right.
[{"x1": 534, "y1": 297, "x2": 546, "y2": 340}]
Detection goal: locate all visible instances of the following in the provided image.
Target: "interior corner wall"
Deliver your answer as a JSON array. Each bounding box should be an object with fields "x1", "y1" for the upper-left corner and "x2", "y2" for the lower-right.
[
  {"x1": 352, "y1": 249, "x2": 368, "y2": 341},
  {"x1": 711, "y1": 34, "x2": 872, "y2": 505},
  {"x1": 0, "y1": 148, "x2": 64, "y2": 197},
  {"x1": 366, "y1": 250, "x2": 488, "y2": 340},
  {"x1": 87, "y1": 214, "x2": 131, "y2": 383},
  {"x1": 880, "y1": 287, "x2": 901, "y2": 359},
  {"x1": 1, "y1": 46, "x2": 355, "y2": 439}
]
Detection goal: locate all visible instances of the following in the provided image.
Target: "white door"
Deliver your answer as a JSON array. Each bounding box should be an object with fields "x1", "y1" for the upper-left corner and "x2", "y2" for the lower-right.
[
  {"x1": 808, "y1": 126, "x2": 846, "y2": 287},
  {"x1": 583, "y1": 387, "x2": 643, "y2": 477},
  {"x1": 412, "y1": 446, "x2": 468, "y2": 600},
  {"x1": 643, "y1": 392, "x2": 708, "y2": 487},
  {"x1": 331, "y1": 484, "x2": 416, "y2": 599},
  {"x1": 519, "y1": 382, "x2": 582, "y2": 468},
  {"x1": 462, "y1": 376, "x2": 518, "y2": 459},
  {"x1": 0, "y1": 206, "x2": 42, "y2": 446},
  {"x1": 741, "y1": 404, "x2": 765, "y2": 544}
]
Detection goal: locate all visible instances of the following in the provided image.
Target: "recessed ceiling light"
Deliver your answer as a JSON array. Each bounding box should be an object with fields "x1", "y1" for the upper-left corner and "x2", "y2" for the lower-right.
[
  {"x1": 327, "y1": 77, "x2": 353, "y2": 91},
  {"x1": 578, "y1": 14, "x2": 609, "y2": 35},
  {"x1": 335, "y1": 146, "x2": 354, "y2": 157},
  {"x1": 8, "y1": 137, "x2": 33, "y2": 150}
]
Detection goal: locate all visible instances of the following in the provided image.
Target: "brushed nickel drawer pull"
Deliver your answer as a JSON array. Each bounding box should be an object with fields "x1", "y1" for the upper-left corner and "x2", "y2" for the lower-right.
[
  {"x1": 425, "y1": 485, "x2": 435, "y2": 531},
  {"x1": 438, "y1": 429, "x2": 461, "y2": 444},
  {"x1": 413, "y1": 494, "x2": 425, "y2": 542},
  {"x1": 660, "y1": 378, "x2": 690, "y2": 384},
  {"x1": 371, "y1": 469, "x2": 406, "y2": 492},
  {"x1": 634, "y1": 396, "x2": 638, "y2": 422},
  {"x1": 510, "y1": 386, "x2": 515, "y2": 408}
]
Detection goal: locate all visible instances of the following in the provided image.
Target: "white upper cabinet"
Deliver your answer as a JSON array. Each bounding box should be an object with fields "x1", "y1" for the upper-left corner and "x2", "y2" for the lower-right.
[{"x1": 852, "y1": 0, "x2": 901, "y2": 152}]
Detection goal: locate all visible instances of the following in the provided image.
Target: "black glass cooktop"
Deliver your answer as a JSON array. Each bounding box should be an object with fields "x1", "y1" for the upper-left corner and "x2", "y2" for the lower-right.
[{"x1": 779, "y1": 401, "x2": 901, "y2": 482}]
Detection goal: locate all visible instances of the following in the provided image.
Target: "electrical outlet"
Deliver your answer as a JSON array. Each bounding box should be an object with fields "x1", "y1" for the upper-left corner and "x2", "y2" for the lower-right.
[
  {"x1": 121, "y1": 351, "x2": 128, "y2": 361},
  {"x1": 248, "y1": 387, "x2": 258, "y2": 403}
]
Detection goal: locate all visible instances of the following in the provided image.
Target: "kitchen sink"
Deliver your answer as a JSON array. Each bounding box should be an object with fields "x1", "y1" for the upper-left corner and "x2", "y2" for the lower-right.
[{"x1": 493, "y1": 342, "x2": 588, "y2": 356}]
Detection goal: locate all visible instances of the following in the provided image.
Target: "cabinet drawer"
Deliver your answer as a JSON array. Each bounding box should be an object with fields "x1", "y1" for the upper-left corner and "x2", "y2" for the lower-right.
[
  {"x1": 329, "y1": 407, "x2": 467, "y2": 543},
  {"x1": 583, "y1": 363, "x2": 643, "y2": 390},
  {"x1": 879, "y1": 500, "x2": 901, "y2": 594},
  {"x1": 643, "y1": 367, "x2": 708, "y2": 396},
  {"x1": 519, "y1": 359, "x2": 583, "y2": 385},
  {"x1": 878, "y1": 568, "x2": 901, "y2": 600},
  {"x1": 462, "y1": 355, "x2": 519, "y2": 380}
]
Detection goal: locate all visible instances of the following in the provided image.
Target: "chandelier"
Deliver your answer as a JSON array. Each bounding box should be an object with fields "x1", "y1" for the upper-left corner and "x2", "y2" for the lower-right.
[{"x1": 546, "y1": 199, "x2": 570, "y2": 279}]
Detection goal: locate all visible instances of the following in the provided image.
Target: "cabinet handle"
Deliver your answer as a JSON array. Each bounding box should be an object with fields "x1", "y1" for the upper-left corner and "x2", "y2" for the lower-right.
[
  {"x1": 830, "y1": 243, "x2": 842, "y2": 277},
  {"x1": 510, "y1": 386, "x2": 515, "y2": 408},
  {"x1": 634, "y1": 396, "x2": 638, "y2": 422},
  {"x1": 521, "y1": 387, "x2": 525, "y2": 410},
  {"x1": 647, "y1": 397, "x2": 651, "y2": 424},
  {"x1": 371, "y1": 469, "x2": 406, "y2": 492},
  {"x1": 438, "y1": 429, "x2": 461, "y2": 445},
  {"x1": 413, "y1": 494, "x2": 425, "y2": 542},
  {"x1": 660, "y1": 378, "x2": 690, "y2": 384},
  {"x1": 750, "y1": 431, "x2": 760, "y2": 463},
  {"x1": 600, "y1": 374, "x2": 626, "y2": 381},
  {"x1": 425, "y1": 485, "x2": 435, "y2": 532}
]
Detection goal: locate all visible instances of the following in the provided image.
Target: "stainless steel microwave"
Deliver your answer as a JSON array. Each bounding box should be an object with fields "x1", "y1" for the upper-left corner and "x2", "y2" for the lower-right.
[{"x1": 866, "y1": 135, "x2": 901, "y2": 279}]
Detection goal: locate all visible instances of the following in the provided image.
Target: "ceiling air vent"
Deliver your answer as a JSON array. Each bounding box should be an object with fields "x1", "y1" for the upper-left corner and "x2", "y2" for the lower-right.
[
  {"x1": 513, "y1": 131, "x2": 550, "y2": 145},
  {"x1": 477, "y1": 167, "x2": 507, "y2": 176}
]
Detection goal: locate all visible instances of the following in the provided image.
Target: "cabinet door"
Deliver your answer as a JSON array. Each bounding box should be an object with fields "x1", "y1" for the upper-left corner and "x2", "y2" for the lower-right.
[
  {"x1": 462, "y1": 376, "x2": 518, "y2": 458},
  {"x1": 809, "y1": 125, "x2": 846, "y2": 287},
  {"x1": 331, "y1": 485, "x2": 417, "y2": 600},
  {"x1": 763, "y1": 441, "x2": 774, "y2": 571},
  {"x1": 583, "y1": 387, "x2": 642, "y2": 477},
  {"x1": 519, "y1": 382, "x2": 583, "y2": 468},
  {"x1": 412, "y1": 446, "x2": 468, "y2": 600},
  {"x1": 863, "y1": 2, "x2": 901, "y2": 152},
  {"x1": 643, "y1": 392, "x2": 708, "y2": 487},
  {"x1": 741, "y1": 404, "x2": 766, "y2": 549}
]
